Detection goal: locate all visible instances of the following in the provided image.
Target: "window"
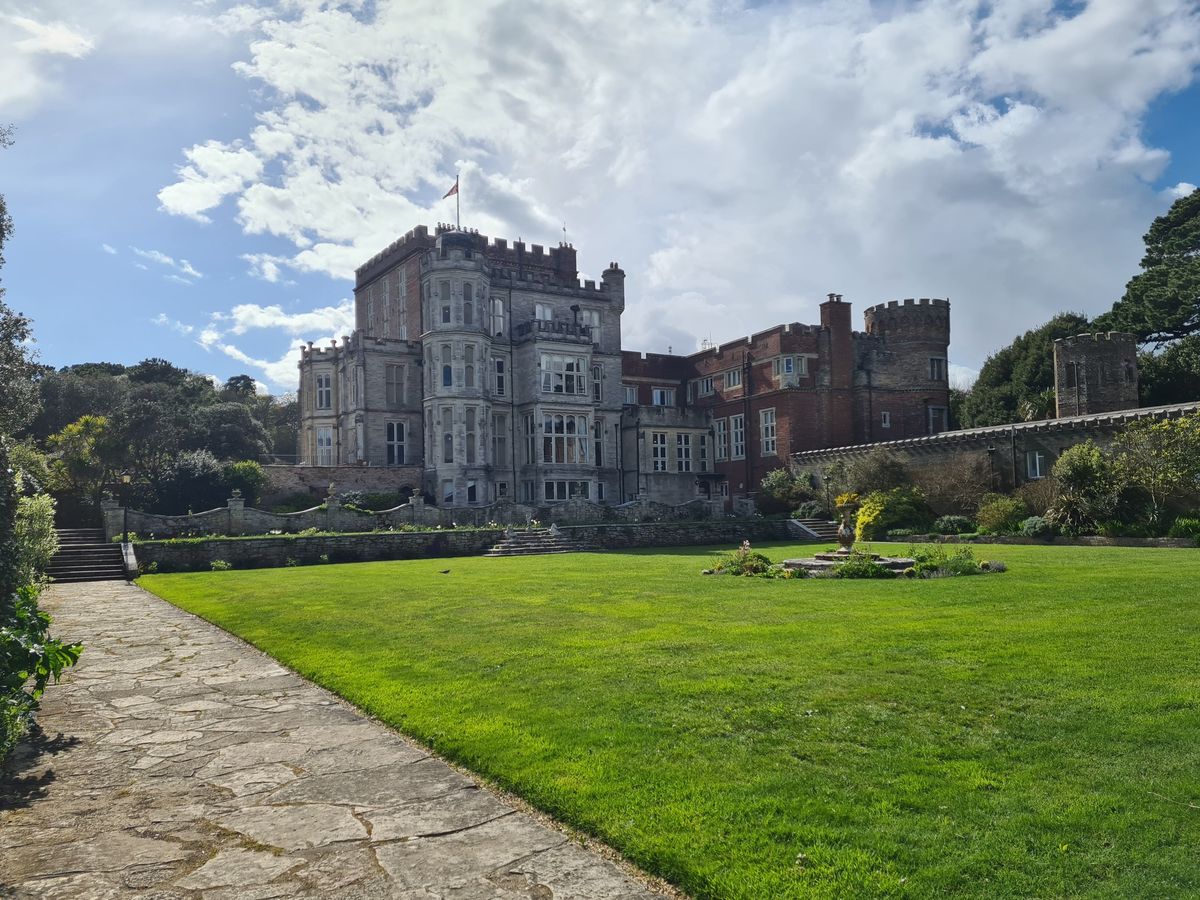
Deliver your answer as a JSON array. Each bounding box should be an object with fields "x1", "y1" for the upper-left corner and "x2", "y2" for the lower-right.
[
  {"x1": 544, "y1": 480, "x2": 590, "y2": 501},
  {"x1": 366, "y1": 284, "x2": 375, "y2": 334},
  {"x1": 1026, "y1": 450, "x2": 1048, "y2": 480},
  {"x1": 493, "y1": 357, "x2": 506, "y2": 397},
  {"x1": 466, "y1": 407, "x2": 477, "y2": 464},
  {"x1": 316, "y1": 373, "x2": 332, "y2": 410},
  {"x1": 714, "y1": 419, "x2": 728, "y2": 461},
  {"x1": 760, "y1": 408, "x2": 777, "y2": 455},
  {"x1": 651, "y1": 387, "x2": 675, "y2": 406},
  {"x1": 541, "y1": 353, "x2": 588, "y2": 394},
  {"x1": 496, "y1": 481, "x2": 508, "y2": 499},
  {"x1": 491, "y1": 297, "x2": 505, "y2": 336},
  {"x1": 597, "y1": 482, "x2": 605, "y2": 501},
  {"x1": 465, "y1": 345, "x2": 475, "y2": 388},
  {"x1": 463, "y1": 282, "x2": 474, "y2": 325},
  {"x1": 522, "y1": 481, "x2": 535, "y2": 503},
  {"x1": 385, "y1": 364, "x2": 404, "y2": 406},
  {"x1": 466, "y1": 480, "x2": 478, "y2": 503},
  {"x1": 652, "y1": 432, "x2": 668, "y2": 471},
  {"x1": 579, "y1": 308, "x2": 601, "y2": 329},
  {"x1": 623, "y1": 384, "x2": 638, "y2": 405},
  {"x1": 593, "y1": 420, "x2": 603, "y2": 466},
  {"x1": 772, "y1": 357, "x2": 794, "y2": 377},
  {"x1": 352, "y1": 367, "x2": 361, "y2": 406},
  {"x1": 492, "y1": 414, "x2": 508, "y2": 466},
  {"x1": 725, "y1": 368, "x2": 742, "y2": 389},
  {"x1": 442, "y1": 406, "x2": 454, "y2": 463},
  {"x1": 316, "y1": 426, "x2": 333, "y2": 466},
  {"x1": 927, "y1": 406, "x2": 948, "y2": 435},
  {"x1": 677, "y1": 433, "x2": 692, "y2": 472},
  {"x1": 881, "y1": 411, "x2": 891, "y2": 429},
  {"x1": 698, "y1": 376, "x2": 714, "y2": 396},
  {"x1": 385, "y1": 421, "x2": 405, "y2": 465},
  {"x1": 929, "y1": 357, "x2": 947, "y2": 381},
  {"x1": 442, "y1": 479, "x2": 454, "y2": 504},
  {"x1": 381, "y1": 279, "x2": 390, "y2": 338},
  {"x1": 440, "y1": 280, "x2": 451, "y2": 324},
  {"x1": 698, "y1": 434, "x2": 709, "y2": 472},
  {"x1": 542, "y1": 414, "x2": 589, "y2": 464},
  {"x1": 354, "y1": 420, "x2": 364, "y2": 462},
  {"x1": 535, "y1": 302, "x2": 553, "y2": 321},
  {"x1": 524, "y1": 415, "x2": 536, "y2": 464},
  {"x1": 441, "y1": 344, "x2": 453, "y2": 388},
  {"x1": 1124, "y1": 359, "x2": 1135, "y2": 383},
  {"x1": 719, "y1": 481, "x2": 729, "y2": 498},
  {"x1": 731, "y1": 414, "x2": 745, "y2": 459},
  {"x1": 592, "y1": 365, "x2": 603, "y2": 402}
]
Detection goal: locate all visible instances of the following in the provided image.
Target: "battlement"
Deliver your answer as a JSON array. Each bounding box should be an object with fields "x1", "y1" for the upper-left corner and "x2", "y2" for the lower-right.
[
  {"x1": 863, "y1": 297, "x2": 950, "y2": 340},
  {"x1": 864, "y1": 297, "x2": 950, "y2": 315},
  {"x1": 1054, "y1": 332, "x2": 1136, "y2": 346}
]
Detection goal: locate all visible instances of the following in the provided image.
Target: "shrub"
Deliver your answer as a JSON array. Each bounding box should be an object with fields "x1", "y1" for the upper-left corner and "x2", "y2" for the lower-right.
[
  {"x1": 886, "y1": 527, "x2": 922, "y2": 538},
  {"x1": 223, "y1": 460, "x2": 268, "y2": 506},
  {"x1": 210, "y1": 559, "x2": 233, "y2": 571},
  {"x1": 14, "y1": 492, "x2": 57, "y2": 586},
  {"x1": 792, "y1": 500, "x2": 832, "y2": 520},
  {"x1": 1018, "y1": 516, "x2": 1056, "y2": 538},
  {"x1": 848, "y1": 451, "x2": 911, "y2": 494},
  {"x1": 906, "y1": 545, "x2": 993, "y2": 578},
  {"x1": 711, "y1": 540, "x2": 773, "y2": 576},
  {"x1": 1167, "y1": 517, "x2": 1200, "y2": 542},
  {"x1": 855, "y1": 487, "x2": 933, "y2": 541},
  {"x1": 975, "y1": 494, "x2": 1028, "y2": 535},
  {"x1": 933, "y1": 515, "x2": 973, "y2": 535},
  {"x1": 832, "y1": 551, "x2": 894, "y2": 579},
  {"x1": 1015, "y1": 477, "x2": 1058, "y2": 516},
  {"x1": 757, "y1": 467, "x2": 814, "y2": 515}
]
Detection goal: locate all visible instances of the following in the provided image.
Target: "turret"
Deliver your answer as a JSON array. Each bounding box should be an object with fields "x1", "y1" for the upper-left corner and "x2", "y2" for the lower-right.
[{"x1": 1053, "y1": 332, "x2": 1139, "y2": 418}]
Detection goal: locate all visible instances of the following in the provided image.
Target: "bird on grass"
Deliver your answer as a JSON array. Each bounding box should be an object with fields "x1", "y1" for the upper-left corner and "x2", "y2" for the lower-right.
[{"x1": 438, "y1": 569, "x2": 451, "y2": 574}]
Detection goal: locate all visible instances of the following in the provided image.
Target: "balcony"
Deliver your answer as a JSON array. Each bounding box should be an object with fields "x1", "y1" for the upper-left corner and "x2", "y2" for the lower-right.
[{"x1": 514, "y1": 318, "x2": 594, "y2": 345}]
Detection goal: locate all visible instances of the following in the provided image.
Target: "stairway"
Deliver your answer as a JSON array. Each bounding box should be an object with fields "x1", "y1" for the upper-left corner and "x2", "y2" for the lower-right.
[
  {"x1": 483, "y1": 528, "x2": 591, "y2": 557},
  {"x1": 790, "y1": 518, "x2": 840, "y2": 541},
  {"x1": 46, "y1": 528, "x2": 128, "y2": 583}
]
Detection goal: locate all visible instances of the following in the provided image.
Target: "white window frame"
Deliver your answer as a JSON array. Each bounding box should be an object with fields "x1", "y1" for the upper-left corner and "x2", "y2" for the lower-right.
[
  {"x1": 881, "y1": 411, "x2": 891, "y2": 429},
  {"x1": 929, "y1": 357, "x2": 947, "y2": 381},
  {"x1": 592, "y1": 365, "x2": 603, "y2": 402},
  {"x1": 541, "y1": 353, "x2": 588, "y2": 395},
  {"x1": 760, "y1": 408, "x2": 777, "y2": 456},
  {"x1": 542, "y1": 414, "x2": 589, "y2": 464},
  {"x1": 651, "y1": 387, "x2": 675, "y2": 407},
  {"x1": 698, "y1": 375, "x2": 714, "y2": 396},
  {"x1": 731, "y1": 414, "x2": 745, "y2": 460},
  {"x1": 677, "y1": 433, "x2": 692, "y2": 473},
  {"x1": 651, "y1": 432, "x2": 668, "y2": 471},
  {"x1": 493, "y1": 357, "x2": 506, "y2": 397},
  {"x1": 1026, "y1": 450, "x2": 1048, "y2": 480},
  {"x1": 698, "y1": 434, "x2": 709, "y2": 472},
  {"x1": 623, "y1": 384, "x2": 638, "y2": 405},
  {"x1": 725, "y1": 368, "x2": 742, "y2": 389},
  {"x1": 535, "y1": 302, "x2": 553, "y2": 321},
  {"x1": 385, "y1": 364, "x2": 404, "y2": 407},
  {"x1": 385, "y1": 421, "x2": 405, "y2": 466},
  {"x1": 714, "y1": 419, "x2": 728, "y2": 461},
  {"x1": 315, "y1": 426, "x2": 334, "y2": 466}
]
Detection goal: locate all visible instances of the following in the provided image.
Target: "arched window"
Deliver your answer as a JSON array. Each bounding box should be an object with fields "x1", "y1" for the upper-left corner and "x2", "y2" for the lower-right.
[
  {"x1": 464, "y1": 346, "x2": 475, "y2": 388},
  {"x1": 442, "y1": 344, "x2": 453, "y2": 387},
  {"x1": 443, "y1": 432, "x2": 454, "y2": 463},
  {"x1": 463, "y1": 282, "x2": 474, "y2": 325}
]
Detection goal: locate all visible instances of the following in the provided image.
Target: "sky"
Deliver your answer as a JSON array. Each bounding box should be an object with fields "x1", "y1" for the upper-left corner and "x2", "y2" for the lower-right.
[{"x1": 2, "y1": 0, "x2": 1198, "y2": 394}]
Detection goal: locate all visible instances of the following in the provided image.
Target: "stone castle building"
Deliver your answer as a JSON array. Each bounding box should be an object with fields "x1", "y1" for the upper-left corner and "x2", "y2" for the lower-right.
[
  {"x1": 297, "y1": 225, "x2": 952, "y2": 508},
  {"x1": 1053, "y1": 332, "x2": 1139, "y2": 418}
]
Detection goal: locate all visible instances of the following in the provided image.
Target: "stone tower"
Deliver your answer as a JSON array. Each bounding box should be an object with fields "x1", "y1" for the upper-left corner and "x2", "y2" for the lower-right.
[
  {"x1": 861, "y1": 297, "x2": 953, "y2": 436},
  {"x1": 1053, "y1": 332, "x2": 1139, "y2": 418}
]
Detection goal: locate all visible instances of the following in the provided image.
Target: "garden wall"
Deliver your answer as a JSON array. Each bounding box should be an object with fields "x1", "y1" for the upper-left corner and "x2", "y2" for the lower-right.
[
  {"x1": 103, "y1": 495, "x2": 723, "y2": 541},
  {"x1": 880, "y1": 534, "x2": 1197, "y2": 549},
  {"x1": 134, "y1": 519, "x2": 794, "y2": 572}
]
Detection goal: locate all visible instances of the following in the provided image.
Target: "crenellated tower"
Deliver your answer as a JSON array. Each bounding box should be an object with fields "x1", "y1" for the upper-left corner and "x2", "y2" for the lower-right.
[{"x1": 1053, "y1": 332, "x2": 1139, "y2": 418}]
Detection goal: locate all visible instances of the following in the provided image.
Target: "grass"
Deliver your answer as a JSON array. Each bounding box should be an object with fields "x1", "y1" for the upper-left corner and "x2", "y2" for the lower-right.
[{"x1": 142, "y1": 542, "x2": 1200, "y2": 899}]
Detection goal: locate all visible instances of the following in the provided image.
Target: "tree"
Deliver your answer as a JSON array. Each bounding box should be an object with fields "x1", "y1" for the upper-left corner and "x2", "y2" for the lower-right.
[
  {"x1": 1094, "y1": 188, "x2": 1200, "y2": 346},
  {"x1": 220, "y1": 374, "x2": 258, "y2": 401},
  {"x1": 46, "y1": 415, "x2": 117, "y2": 511},
  {"x1": 1109, "y1": 413, "x2": 1200, "y2": 527},
  {"x1": 1138, "y1": 334, "x2": 1200, "y2": 406},
  {"x1": 958, "y1": 312, "x2": 1090, "y2": 427},
  {"x1": 31, "y1": 365, "x2": 130, "y2": 439},
  {"x1": 0, "y1": 301, "x2": 39, "y2": 435},
  {"x1": 192, "y1": 402, "x2": 269, "y2": 461},
  {"x1": 154, "y1": 450, "x2": 227, "y2": 515}
]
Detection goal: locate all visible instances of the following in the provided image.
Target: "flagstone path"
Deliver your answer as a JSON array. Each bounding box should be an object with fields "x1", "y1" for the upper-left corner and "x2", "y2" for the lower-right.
[{"x1": 0, "y1": 581, "x2": 670, "y2": 899}]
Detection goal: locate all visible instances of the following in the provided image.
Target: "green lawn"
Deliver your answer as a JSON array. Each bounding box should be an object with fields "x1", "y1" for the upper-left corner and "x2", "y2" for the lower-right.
[{"x1": 142, "y1": 543, "x2": 1200, "y2": 899}]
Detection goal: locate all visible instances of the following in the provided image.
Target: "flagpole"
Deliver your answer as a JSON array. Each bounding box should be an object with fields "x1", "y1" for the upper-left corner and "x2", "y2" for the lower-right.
[{"x1": 456, "y1": 175, "x2": 460, "y2": 230}]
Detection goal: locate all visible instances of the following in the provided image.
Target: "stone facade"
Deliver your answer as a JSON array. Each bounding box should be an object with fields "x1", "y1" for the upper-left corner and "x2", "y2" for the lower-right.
[
  {"x1": 297, "y1": 225, "x2": 950, "y2": 510},
  {"x1": 1054, "y1": 332, "x2": 1139, "y2": 417}
]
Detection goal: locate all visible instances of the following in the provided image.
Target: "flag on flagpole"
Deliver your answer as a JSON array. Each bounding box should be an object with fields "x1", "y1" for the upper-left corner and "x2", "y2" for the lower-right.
[{"x1": 442, "y1": 178, "x2": 459, "y2": 199}]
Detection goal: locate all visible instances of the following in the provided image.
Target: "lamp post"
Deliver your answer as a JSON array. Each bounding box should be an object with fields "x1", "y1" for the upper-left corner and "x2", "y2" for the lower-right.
[
  {"x1": 120, "y1": 472, "x2": 132, "y2": 544},
  {"x1": 986, "y1": 445, "x2": 996, "y2": 491}
]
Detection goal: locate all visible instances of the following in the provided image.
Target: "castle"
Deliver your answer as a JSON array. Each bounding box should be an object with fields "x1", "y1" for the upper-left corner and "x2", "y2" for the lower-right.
[{"x1": 296, "y1": 225, "x2": 952, "y2": 507}]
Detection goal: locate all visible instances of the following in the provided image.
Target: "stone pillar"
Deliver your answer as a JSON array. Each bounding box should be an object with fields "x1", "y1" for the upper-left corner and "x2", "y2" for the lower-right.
[
  {"x1": 100, "y1": 498, "x2": 123, "y2": 542},
  {"x1": 227, "y1": 494, "x2": 246, "y2": 535}
]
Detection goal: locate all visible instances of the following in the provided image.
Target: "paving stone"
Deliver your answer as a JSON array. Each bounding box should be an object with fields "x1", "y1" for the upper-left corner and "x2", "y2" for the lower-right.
[
  {"x1": 174, "y1": 847, "x2": 302, "y2": 889},
  {"x1": 0, "y1": 581, "x2": 666, "y2": 898}
]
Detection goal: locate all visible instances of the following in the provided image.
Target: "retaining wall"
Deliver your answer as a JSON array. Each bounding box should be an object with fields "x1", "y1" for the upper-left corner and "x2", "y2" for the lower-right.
[{"x1": 135, "y1": 519, "x2": 794, "y2": 572}]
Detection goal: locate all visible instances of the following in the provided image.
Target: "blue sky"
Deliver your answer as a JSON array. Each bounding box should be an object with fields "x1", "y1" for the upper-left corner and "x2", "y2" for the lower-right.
[{"x1": 2, "y1": 0, "x2": 1198, "y2": 394}]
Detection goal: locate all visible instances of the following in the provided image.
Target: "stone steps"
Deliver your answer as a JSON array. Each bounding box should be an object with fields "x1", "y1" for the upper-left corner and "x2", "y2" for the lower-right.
[
  {"x1": 484, "y1": 529, "x2": 591, "y2": 557},
  {"x1": 49, "y1": 529, "x2": 127, "y2": 582},
  {"x1": 791, "y1": 518, "x2": 840, "y2": 540}
]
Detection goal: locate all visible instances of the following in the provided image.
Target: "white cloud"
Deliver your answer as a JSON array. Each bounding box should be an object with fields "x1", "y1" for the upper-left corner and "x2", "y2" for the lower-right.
[
  {"x1": 158, "y1": 0, "x2": 1200, "y2": 370},
  {"x1": 0, "y1": 13, "x2": 94, "y2": 109},
  {"x1": 1163, "y1": 181, "x2": 1198, "y2": 199},
  {"x1": 218, "y1": 339, "x2": 314, "y2": 389},
  {"x1": 101, "y1": 243, "x2": 117, "y2": 255},
  {"x1": 152, "y1": 313, "x2": 194, "y2": 335},
  {"x1": 131, "y1": 246, "x2": 204, "y2": 283}
]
